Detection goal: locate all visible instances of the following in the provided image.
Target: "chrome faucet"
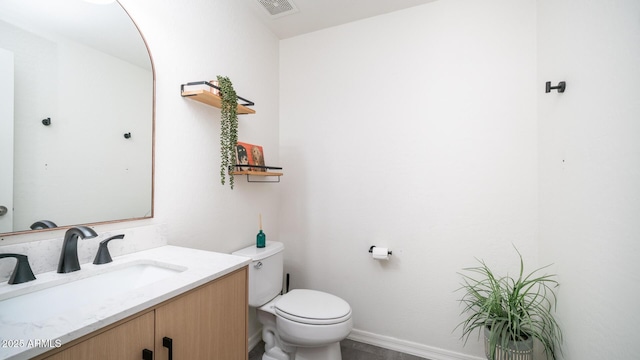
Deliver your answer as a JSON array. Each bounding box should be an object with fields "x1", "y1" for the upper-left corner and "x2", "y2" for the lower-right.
[
  {"x1": 0, "y1": 253, "x2": 36, "y2": 284},
  {"x1": 57, "y1": 226, "x2": 98, "y2": 273}
]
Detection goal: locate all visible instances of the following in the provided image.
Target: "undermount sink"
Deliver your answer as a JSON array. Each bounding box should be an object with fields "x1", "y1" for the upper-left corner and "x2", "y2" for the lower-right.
[{"x1": 0, "y1": 261, "x2": 186, "y2": 323}]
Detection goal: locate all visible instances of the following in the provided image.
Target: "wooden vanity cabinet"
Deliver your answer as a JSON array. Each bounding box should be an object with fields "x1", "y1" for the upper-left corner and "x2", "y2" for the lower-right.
[
  {"x1": 39, "y1": 267, "x2": 248, "y2": 360},
  {"x1": 155, "y1": 266, "x2": 248, "y2": 359},
  {"x1": 42, "y1": 311, "x2": 155, "y2": 360}
]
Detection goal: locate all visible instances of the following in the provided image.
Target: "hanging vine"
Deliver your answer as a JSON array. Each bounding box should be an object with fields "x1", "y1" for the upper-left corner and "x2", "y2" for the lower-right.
[{"x1": 216, "y1": 75, "x2": 238, "y2": 189}]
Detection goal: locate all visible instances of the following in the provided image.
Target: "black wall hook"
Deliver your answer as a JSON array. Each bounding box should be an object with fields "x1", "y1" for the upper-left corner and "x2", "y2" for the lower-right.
[
  {"x1": 545, "y1": 81, "x2": 566, "y2": 93},
  {"x1": 124, "y1": 132, "x2": 131, "y2": 139},
  {"x1": 42, "y1": 117, "x2": 51, "y2": 126}
]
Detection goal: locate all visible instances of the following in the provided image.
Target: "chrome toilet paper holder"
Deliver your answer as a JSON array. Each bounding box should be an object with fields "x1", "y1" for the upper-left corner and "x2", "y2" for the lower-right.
[{"x1": 369, "y1": 245, "x2": 392, "y2": 256}]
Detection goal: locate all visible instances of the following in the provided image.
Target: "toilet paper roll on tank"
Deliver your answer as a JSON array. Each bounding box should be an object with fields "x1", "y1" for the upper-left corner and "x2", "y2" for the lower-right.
[{"x1": 368, "y1": 245, "x2": 392, "y2": 261}]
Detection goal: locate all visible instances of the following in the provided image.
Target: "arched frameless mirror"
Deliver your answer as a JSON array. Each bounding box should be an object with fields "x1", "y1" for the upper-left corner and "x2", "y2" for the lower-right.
[{"x1": 0, "y1": 0, "x2": 154, "y2": 235}]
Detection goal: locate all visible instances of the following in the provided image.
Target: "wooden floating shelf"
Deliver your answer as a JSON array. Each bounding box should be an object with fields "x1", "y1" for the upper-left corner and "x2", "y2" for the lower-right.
[
  {"x1": 231, "y1": 170, "x2": 283, "y2": 177},
  {"x1": 181, "y1": 90, "x2": 256, "y2": 114},
  {"x1": 180, "y1": 81, "x2": 256, "y2": 114},
  {"x1": 231, "y1": 165, "x2": 283, "y2": 183}
]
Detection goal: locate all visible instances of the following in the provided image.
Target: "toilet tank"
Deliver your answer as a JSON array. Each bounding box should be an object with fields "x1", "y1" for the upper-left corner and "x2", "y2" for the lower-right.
[{"x1": 232, "y1": 241, "x2": 284, "y2": 307}]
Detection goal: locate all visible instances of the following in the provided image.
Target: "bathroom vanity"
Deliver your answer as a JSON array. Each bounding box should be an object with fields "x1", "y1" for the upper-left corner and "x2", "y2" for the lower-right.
[
  {"x1": 0, "y1": 246, "x2": 251, "y2": 360},
  {"x1": 37, "y1": 268, "x2": 247, "y2": 360}
]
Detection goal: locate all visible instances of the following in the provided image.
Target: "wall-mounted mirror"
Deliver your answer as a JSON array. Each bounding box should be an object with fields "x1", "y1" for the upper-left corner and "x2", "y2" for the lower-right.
[{"x1": 0, "y1": 0, "x2": 154, "y2": 235}]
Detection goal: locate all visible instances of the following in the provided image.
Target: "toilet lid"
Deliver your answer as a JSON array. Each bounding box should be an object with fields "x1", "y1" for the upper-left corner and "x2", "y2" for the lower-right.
[{"x1": 275, "y1": 289, "x2": 352, "y2": 325}]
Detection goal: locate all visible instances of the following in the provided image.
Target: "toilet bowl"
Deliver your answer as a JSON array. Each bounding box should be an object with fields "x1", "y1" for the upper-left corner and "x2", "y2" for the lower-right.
[
  {"x1": 275, "y1": 289, "x2": 353, "y2": 347},
  {"x1": 232, "y1": 242, "x2": 353, "y2": 360}
]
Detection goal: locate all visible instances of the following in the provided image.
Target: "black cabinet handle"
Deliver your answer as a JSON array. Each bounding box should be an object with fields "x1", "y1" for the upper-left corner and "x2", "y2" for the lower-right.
[
  {"x1": 162, "y1": 337, "x2": 173, "y2": 360},
  {"x1": 142, "y1": 349, "x2": 153, "y2": 360}
]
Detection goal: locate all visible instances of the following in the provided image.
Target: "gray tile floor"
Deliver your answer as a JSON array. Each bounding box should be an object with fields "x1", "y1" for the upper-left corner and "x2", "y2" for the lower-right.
[{"x1": 249, "y1": 339, "x2": 429, "y2": 360}]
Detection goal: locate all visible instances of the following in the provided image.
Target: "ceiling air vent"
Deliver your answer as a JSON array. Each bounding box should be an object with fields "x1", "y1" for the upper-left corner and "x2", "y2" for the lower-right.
[{"x1": 257, "y1": 0, "x2": 299, "y2": 18}]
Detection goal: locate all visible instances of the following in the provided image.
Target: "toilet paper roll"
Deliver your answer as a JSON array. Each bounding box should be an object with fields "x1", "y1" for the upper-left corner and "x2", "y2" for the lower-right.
[{"x1": 372, "y1": 247, "x2": 389, "y2": 261}]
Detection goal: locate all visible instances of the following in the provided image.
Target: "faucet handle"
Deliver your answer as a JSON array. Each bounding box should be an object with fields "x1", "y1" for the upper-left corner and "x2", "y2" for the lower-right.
[
  {"x1": 93, "y1": 235, "x2": 125, "y2": 265},
  {"x1": 30, "y1": 220, "x2": 58, "y2": 230},
  {"x1": 0, "y1": 253, "x2": 36, "y2": 284}
]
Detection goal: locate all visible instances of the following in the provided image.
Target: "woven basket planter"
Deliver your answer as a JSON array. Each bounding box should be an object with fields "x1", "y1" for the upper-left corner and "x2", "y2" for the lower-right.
[{"x1": 483, "y1": 327, "x2": 533, "y2": 360}]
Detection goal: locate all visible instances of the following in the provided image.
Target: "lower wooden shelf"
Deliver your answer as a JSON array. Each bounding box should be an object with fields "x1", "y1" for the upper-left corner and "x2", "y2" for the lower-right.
[
  {"x1": 231, "y1": 170, "x2": 283, "y2": 177},
  {"x1": 230, "y1": 169, "x2": 283, "y2": 183}
]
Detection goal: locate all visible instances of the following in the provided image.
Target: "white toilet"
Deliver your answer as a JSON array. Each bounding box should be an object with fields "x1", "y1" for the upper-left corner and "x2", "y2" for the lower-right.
[{"x1": 233, "y1": 241, "x2": 353, "y2": 360}]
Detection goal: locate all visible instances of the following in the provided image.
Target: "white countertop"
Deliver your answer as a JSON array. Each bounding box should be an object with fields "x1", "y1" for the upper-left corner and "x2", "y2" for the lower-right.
[{"x1": 0, "y1": 245, "x2": 251, "y2": 360}]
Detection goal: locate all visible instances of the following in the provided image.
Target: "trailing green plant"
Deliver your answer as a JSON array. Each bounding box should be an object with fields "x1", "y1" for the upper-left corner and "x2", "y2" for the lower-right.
[
  {"x1": 217, "y1": 75, "x2": 238, "y2": 189},
  {"x1": 455, "y1": 247, "x2": 562, "y2": 360}
]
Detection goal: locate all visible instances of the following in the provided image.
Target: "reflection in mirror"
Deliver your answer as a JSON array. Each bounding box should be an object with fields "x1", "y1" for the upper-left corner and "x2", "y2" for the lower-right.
[{"x1": 0, "y1": 0, "x2": 153, "y2": 235}]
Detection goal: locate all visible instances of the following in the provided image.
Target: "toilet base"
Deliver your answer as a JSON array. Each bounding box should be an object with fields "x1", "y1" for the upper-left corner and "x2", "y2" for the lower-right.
[
  {"x1": 261, "y1": 321, "x2": 292, "y2": 360},
  {"x1": 262, "y1": 347, "x2": 289, "y2": 360},
  {"x1": 262, "y1": 342, "x2": 342, "y2": 360},
  {"x1": 293, "y1": 342, "x2": 342, "y2": 360}
]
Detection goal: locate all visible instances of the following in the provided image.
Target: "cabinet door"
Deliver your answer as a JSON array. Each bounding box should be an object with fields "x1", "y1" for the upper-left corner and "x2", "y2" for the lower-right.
[
  {"x1": 155, "y1": 267, "x2": 248, "y2": 360},
  {"x1": 44, "y1": 311, "x2": 154, "y2": 360}
]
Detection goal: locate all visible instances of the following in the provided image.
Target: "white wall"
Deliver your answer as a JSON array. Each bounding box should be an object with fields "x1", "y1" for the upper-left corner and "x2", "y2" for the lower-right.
[
  {"x1": 538, "y1": 0, "x2": 640, "y2": 359},
  {"x1": 117, "y1": 0, "x2": 281, "y2": 253},
  {"x1": 0, "y1": 0, "x2": 280, "y2": 341},
  {"x1": 279, "y1": 0, "x2": 537, "y2": 358}
]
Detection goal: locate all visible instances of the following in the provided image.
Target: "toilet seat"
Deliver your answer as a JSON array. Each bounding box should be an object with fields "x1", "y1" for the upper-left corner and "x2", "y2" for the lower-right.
[{"x1": 275, "y1": 289, "x2": 352, "y2": 325}]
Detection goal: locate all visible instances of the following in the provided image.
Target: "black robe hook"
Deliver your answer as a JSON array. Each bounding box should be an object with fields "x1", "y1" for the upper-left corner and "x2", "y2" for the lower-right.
[{"x1": 545, "y1": 81, "x2": 566, "y2": 93}]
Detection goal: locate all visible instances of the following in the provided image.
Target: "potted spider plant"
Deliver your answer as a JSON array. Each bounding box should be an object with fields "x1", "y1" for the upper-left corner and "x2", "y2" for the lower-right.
[
  {"x1": 456, "y1": 247, "x2": 562, "y2": 360},
  {"x1": 216, "y1": 75, "x2": 238, "y2": 189}
]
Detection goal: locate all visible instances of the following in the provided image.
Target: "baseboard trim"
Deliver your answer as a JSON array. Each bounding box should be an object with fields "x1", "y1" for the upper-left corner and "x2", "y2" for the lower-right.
[
  {"x1": 347, "y1": 329, "x2": 484, "y2": 360},
  {"x1": 249, "y1": 329, "x2": 262, "y2": 352},
  {"x1": 249, "y1": 326, "x2": 483, "y2": 360}
]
